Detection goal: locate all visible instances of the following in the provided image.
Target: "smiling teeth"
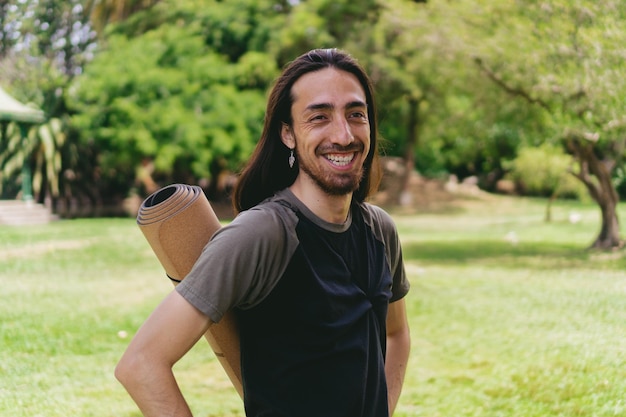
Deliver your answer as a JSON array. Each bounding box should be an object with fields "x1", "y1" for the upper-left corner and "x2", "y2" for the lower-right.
[{"x1": 326, "y1": 154, "x2": 354, "y2": 166}]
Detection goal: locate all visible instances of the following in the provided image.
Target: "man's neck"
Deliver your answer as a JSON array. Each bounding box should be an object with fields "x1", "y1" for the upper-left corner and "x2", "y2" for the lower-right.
[{"x1": 288, "y1": 182, "x2": 352, "y2": 224}]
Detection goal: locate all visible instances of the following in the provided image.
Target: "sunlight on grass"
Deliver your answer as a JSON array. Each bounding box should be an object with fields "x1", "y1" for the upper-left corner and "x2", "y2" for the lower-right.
[{"x1": 1, "y1": 196, "x2": 626, "y2": 416}]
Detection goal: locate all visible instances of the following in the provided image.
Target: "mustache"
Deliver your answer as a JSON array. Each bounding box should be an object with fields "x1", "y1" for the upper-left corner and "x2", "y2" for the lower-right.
[{"x1": 317, "y1": 143, "x2": 365, "y2": 153}]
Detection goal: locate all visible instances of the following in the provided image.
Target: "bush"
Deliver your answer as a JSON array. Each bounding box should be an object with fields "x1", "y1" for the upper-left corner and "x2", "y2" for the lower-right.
[{"x1": 504, "y1": 143, "x2": 588, "y2": 200}]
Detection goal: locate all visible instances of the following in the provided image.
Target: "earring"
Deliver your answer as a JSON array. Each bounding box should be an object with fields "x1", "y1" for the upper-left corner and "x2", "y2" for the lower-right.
[{"x1": 288, "y1": 149, "x2": 295, "y2": 168}]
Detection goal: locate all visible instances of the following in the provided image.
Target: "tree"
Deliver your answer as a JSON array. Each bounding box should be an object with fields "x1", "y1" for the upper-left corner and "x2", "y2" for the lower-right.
[
  {"x1": 0, "y1": 1, "x2": 18, "y2": 59},
  {"x1": 346, "y1": 0, "x2": 506, "y2": 202},
  {"x1": 84, "y1": 0, "x2": 161, "y2": 36},
  {"x1": 462, "y1": 0, "x2": 626, "y2": 249},
  {"x1": 270, "y1": 0, "x2": 382, "y2": 66},
  {"x1": 69, "y1": 0, "x2": 282, "y2": 205}
]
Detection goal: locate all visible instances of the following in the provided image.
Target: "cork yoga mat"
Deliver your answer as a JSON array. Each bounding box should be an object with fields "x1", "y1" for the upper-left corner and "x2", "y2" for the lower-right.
[{"x1": 136, "y1": 184, "x2": 243, "y2": 399}]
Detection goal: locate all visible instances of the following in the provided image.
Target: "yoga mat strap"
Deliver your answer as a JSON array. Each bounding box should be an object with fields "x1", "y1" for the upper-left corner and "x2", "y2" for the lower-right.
[{"x1": 167, "y1": 274, "x2": 182, "y2": 283}]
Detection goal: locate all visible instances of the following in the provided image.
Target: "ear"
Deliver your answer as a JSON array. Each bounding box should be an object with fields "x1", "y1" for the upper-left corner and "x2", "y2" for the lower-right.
[{"x1": 280, "y1": 123, "x2": 295, "y2": 149}]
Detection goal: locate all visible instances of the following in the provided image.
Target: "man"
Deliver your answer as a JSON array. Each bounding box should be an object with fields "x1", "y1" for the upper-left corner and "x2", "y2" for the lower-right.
[{"x1": 116, "y1": 48, "x2": 411, "y2": 417}]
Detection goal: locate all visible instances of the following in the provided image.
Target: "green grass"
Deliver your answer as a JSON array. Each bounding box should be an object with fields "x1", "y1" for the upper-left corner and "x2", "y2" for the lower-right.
[
  {"x1": 1, "y1": 195, "x2": 626, "y2": 416},
  {"x1": 392, "y1": 195, "x2": 626, "y2": 417}
]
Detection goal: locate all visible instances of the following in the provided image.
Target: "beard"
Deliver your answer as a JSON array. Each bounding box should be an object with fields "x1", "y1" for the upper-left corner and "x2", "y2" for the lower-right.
[{"x1": 296, "y1": 144, "x2": 366, "y2": 196}]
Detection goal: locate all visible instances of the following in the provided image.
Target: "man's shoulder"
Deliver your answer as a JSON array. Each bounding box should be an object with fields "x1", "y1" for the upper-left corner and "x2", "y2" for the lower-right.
[
  {"x1": 233, "y1": 191, "x2": 299, "y2": 230},
  {"x1": 358, "y1": 201, "x2": 395, "y2": 229},
  {"x1": 254, "y1": 190, "x2": 297, "y2": 213}
]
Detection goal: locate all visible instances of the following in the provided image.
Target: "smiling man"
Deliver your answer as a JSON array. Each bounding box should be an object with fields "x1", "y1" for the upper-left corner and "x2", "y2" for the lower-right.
[
  {"x1": 281, "y1": 67, "x2": 370, "y2": 203},
  {"x1": 116, "y1": 48, "x2": 411, "y2": 417}
]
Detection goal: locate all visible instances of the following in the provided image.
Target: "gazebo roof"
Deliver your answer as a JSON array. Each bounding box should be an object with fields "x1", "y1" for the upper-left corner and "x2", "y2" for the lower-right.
[{"x1": 0, "y1": 86, "x2": 44, "y2": 124}]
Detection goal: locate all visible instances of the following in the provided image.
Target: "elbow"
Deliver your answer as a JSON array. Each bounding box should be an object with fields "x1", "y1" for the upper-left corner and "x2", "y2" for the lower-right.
[
  {"x1": 115, "y1": 347, "x2": 174, "y2": 391},
  {"x1": 387, "y1": 324, "x2": 411, "y2": 356},
  {"x1": 114, "y1": 355, "x2": 134, "y2": 388},
  {"x1": 388, "y1": 321, "x2": 411, "y2": 344},
  {"x1": 115, "y1": 352, "x2": 147, "y2": 389}
]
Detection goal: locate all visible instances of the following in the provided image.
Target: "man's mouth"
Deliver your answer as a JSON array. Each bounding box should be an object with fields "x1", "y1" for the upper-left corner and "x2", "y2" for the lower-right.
[{"x1": 325, "y1": 153, "x2": 356, "y2": 167}]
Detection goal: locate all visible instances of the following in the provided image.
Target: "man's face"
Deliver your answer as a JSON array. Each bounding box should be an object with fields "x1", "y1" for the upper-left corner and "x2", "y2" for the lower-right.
[{"x1": 281, "y1": 68, "x2": 371, "y2": 196}]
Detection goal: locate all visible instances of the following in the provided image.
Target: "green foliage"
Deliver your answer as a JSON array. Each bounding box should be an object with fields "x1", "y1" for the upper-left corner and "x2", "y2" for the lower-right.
[
  {"x1": 4, "y1": 0, "x2": 626, "y2": 215},
  {"x1": 70, "y1": 1, "x2": 276, "y2": 198},
  {"x1": 360, "y1": 0, "x2": 626, "y2": 200},
  {"x1": 273, "y1": 0, "x2": 381, "y2": 63},
  {"x1": 0, "y1": 117, "x2": 65, "y2": 200},
  {"x1": 505, "y1": 144, "x2": 588, "y2": 199},
  {"x1": 0, "y1": 123, "x2": 25, "y2": 198},
  {"x1": 462, "y1": 0, "x2": 626, "y2": 162},
  {"x1": 354, "y1": 0, "x2": 547, "y2": 185},
  {"x1": 32, "y1": 118, "x2": 66, "y2": 198}
]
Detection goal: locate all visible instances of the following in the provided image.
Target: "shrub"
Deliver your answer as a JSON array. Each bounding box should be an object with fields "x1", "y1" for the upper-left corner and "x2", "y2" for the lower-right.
[{"x1": 504, "y1": 143, "x2": 588, "y2": 200}]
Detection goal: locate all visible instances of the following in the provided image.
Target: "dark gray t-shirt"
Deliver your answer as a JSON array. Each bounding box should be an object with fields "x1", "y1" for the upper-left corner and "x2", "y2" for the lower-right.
[{"x1": 176, "y1": 188, "x2": 409, "y2": 323}]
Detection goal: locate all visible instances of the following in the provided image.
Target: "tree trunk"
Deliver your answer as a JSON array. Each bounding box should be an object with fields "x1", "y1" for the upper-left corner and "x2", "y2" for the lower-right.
[
  {"x1": 595, "y1": 198, "x2": 621, "y2": 249},
  {"x1": 545, "y1": 192, "x2": 556, "y2": 223},
  {"x1": 399, "y1": 97, "x2": 421, "y2": 206},
  {"x1": 566, "y1": 136, "x2": 623, "y2": 249}
]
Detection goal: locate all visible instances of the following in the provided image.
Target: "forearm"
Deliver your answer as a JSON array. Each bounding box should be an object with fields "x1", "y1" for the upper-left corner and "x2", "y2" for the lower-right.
[
  {"x1": 116, "y1": 291, "x2": 212, "y2": 417},
  {"x1": 385, "y1": 298, "x2": 411, "y2": 415},
  {"x1": 116, "y1": 354, "x2": 193, "y2": 417},
  {"x1": 385, "y1": 327, "x2": 410, "y2": 415}
]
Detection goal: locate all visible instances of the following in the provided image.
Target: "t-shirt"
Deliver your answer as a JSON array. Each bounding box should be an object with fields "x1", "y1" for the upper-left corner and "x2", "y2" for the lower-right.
[{"x1": 176, "y1": 188, "x2": 409, "y2": 416}]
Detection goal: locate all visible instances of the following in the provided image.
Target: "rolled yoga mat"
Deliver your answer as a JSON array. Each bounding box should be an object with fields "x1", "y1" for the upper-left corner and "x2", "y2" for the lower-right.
[{"x1": 136, "y1": 184, "x2": 243, "y2": 399}]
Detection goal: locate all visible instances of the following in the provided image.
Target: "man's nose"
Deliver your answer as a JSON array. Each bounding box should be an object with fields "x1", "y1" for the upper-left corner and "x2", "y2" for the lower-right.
[{"x1": 331, "y1": 118, "x2": 354, "y2": 145}]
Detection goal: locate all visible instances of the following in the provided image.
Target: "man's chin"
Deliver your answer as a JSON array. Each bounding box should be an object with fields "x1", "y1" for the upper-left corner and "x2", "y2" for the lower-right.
[
  {"x1": 316, "y1": 176, "x2": 361, "y2": 196},
  {"x1": 300, "y1": 164, "x2": 363, "y2": 196}
]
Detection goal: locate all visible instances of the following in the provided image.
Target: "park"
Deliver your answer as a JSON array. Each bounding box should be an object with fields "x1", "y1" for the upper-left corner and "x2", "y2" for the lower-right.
[
  {"x1": 2, "y1": 191, "x2": 626, "y2": 416},
  {"x1": 2, "y1": 1, "x2": 626, "y2": 416}
]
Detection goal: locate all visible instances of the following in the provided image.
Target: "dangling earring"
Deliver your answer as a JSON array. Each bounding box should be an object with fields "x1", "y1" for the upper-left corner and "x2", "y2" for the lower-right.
[{"x1": 288, "y1": 149, "x2": 295, "y2": 168}]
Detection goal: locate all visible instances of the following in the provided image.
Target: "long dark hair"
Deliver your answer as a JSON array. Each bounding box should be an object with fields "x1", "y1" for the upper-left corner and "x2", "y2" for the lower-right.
[{"x1": 233, "y1": 48, "x2": 381, "y2": 213}]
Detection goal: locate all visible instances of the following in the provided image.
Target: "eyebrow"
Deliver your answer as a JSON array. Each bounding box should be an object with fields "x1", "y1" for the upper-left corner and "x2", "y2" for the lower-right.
[{"x1": 305, "y1": 100, "x2": 368, "y2": 112}]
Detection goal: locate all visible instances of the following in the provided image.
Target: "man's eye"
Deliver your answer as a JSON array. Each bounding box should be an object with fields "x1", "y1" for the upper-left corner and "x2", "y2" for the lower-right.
[{"x1": 350, "y1": 111, "x2": 367, "y2": 119}]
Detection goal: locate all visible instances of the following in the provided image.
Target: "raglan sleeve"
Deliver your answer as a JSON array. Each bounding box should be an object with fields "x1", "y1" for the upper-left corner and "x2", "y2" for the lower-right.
[
  {"x1": 175, "y1": 204, "x2": 299, "y2": 323},
  {"x1": 370, "y1": 205, "x2": 410, "y2": 302}
]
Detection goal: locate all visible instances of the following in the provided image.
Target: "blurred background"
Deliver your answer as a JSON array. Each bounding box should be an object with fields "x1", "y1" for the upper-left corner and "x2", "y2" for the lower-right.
[{"x1": 1, "y1": 0, "x2": 625, "y2": 248}]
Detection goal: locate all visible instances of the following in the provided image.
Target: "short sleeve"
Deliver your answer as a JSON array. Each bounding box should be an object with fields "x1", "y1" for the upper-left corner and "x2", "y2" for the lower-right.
[
  {"x1": 361, "y1": 203, "x2": 410, "y2": 302},
  {"x1": 176, "y1": 202, "x2": 299, "y2": 323}
]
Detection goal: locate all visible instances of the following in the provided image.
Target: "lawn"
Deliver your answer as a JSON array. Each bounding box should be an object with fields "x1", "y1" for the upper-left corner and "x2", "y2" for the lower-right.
[{"x1": 1, "y1": 194, "x2": 625, "y2": 416}]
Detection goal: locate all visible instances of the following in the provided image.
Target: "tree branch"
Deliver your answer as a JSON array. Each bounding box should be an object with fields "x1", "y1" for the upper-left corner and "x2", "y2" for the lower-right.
[{"x1": 473, "y1": 56, "x2": 551, "y2": 110}]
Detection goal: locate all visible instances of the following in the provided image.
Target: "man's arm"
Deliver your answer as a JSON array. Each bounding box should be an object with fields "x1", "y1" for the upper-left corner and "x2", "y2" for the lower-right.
[
  {"x1": 115, "y1": 290, "x2": 212, "y2": 417},
  {"x1": 385, "y1": 298, "x2": 411, "y2": 416}
]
